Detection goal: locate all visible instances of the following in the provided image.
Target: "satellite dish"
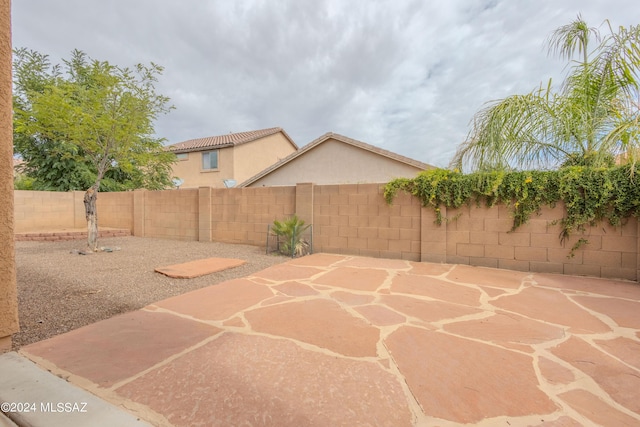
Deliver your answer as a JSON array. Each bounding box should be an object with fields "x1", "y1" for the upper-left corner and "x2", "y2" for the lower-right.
[
  {"x1": 172, "y1": 178, "x2": 184, "y2": 189},
  {"x1": 223, "y1": 179, "x2": 237, "y2": 188}
]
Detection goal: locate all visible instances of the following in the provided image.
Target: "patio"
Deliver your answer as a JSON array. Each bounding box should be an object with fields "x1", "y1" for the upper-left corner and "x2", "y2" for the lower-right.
[{"x1": 13, "y1": 253, "x2": 640, "y2": 426}]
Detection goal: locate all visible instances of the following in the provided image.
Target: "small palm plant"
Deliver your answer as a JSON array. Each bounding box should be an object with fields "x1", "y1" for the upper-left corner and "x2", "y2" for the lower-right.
[{"x1": 271, "y1": 215, "x2": 311, "y2": 257}]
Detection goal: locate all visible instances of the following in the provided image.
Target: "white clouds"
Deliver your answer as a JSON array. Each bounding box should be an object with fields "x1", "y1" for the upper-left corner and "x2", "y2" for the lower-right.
[{"x1": 11, "y1": 0, "x2": 638, "y2": 168}]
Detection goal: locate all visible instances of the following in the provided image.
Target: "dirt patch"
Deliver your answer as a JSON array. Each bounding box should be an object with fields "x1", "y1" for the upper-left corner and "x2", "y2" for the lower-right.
[{"x1": 13, "y1": 236, "x2": 287, "y2": 350}]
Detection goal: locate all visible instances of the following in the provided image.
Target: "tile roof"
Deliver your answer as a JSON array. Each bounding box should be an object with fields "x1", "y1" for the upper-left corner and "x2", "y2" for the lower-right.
[
  {"x1": 166, "y1": 127, "x2": 297, "y2": 153},
  {"x1": 239, "y1": 132, "x2": 434, "y2": 187}
]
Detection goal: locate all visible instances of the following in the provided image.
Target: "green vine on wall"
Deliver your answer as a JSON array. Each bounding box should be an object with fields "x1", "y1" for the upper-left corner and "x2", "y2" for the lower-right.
[{"x1": 384, "y1": 165, "x2": 640, "y2": 248}]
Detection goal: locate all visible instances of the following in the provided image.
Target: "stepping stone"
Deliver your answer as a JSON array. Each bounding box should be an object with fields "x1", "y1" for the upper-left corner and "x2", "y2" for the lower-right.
[{"x1": 155, "y1": 257, "x2": 245, "y2": 278}]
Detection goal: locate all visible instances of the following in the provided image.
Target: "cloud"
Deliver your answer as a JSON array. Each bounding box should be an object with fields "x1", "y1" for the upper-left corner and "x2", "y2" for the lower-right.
[{"x1": 12, "y1": 0, "x2": 638, "y2": 167}]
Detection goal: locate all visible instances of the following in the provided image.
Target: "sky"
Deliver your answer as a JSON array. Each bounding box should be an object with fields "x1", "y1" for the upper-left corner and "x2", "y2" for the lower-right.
[{"x1": 11, "y1": 0, "x2": 639, "y2": 168}]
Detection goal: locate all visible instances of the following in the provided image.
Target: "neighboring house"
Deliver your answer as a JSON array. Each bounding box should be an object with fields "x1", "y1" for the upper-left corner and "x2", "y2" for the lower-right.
[
  {"x1": 166, "y1": 127, "x2": 298, "y2": 188},
  {"x1": 239, "y1": 132, "x2": 433, "y2": 187}
]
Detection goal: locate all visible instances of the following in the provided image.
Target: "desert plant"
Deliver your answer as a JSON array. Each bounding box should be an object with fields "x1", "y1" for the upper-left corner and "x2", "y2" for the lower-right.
[{"x1": 271, "y1": 215, "x2": 311, "y2": 257}]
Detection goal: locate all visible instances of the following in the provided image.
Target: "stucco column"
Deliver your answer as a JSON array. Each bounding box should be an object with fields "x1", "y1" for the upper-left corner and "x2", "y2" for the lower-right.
[{"x1": 0, "y1": 0, "x2": 20, "y2": 352}]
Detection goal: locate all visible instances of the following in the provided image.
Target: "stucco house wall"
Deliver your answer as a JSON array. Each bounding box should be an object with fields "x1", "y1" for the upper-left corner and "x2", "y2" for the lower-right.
[
  {"x1": 1, "y1": 0, "x2": 19, "y2": 351},
  {"x1": 170, "y1": 146, "x2": 235, "y2": 189},
  {"x1": 168, "y1": 128, "x2": 297, "y2": 189},
  {"x1": 232, "y1": 133, "x2": 298, "y2": 184},
  {"x1": 241, "y1": 133, "x2": 432, "y2": 187}
]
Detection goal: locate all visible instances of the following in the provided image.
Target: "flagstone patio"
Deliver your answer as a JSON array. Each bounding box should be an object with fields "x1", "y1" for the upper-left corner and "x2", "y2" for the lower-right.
[{"x1": 20, "y1": 254, "x2": 640, "y2": 426}]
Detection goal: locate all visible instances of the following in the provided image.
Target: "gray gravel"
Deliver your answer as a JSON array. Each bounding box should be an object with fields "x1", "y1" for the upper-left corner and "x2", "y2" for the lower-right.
[{"x1": 13, "y1": 236, "x2": 288, "y2": 350}]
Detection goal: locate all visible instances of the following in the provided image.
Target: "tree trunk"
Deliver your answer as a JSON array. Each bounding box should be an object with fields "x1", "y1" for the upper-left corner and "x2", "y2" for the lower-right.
[{"x1": 84, "y1": 185, "x2": 98, "y2": 251}]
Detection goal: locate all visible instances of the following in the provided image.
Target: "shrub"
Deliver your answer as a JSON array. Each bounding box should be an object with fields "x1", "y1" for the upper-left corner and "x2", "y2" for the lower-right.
[
  {"x1": 385, "y1": 165, "x2": 640, "y2": 250},
  {"x1": 270, "y1": 215, "x2": 311, "y2": 257}
]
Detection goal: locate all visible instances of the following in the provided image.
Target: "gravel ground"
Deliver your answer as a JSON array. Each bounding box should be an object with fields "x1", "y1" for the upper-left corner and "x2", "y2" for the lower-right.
[{"x1": 13, "y1": 236, "x2": 288, "y2": 350}]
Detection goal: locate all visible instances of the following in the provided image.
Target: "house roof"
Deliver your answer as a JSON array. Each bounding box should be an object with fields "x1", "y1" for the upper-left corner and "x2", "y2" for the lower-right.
[
  {"x1": 166, "y1": 127, "x2": 298, "y2": 153},
  {"x1": 239, "y1": 132, "x2": 433, "y2": 187}
]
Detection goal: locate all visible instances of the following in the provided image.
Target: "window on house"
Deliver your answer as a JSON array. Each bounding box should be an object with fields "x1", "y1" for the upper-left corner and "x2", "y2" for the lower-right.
[
  {"x1": 175, "y1": 153, "x2": 188, "y2": 160},
  {"x1": 202, "y1": 150, "x2": 218, "y2": 170}
]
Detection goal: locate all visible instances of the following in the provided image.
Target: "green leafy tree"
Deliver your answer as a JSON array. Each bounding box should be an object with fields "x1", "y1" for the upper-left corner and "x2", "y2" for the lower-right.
[
  {"x1": 13, "y1": 48, "x2": 175, "y2": 250},
  {"x1": 451, "y1": 16, "x2": 640, "y2": 172}
]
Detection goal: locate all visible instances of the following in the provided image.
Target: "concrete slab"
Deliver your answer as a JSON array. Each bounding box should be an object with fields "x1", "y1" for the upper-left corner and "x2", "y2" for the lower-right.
[{"x1": 0, "y1": 352, "x2": 150, "y2": 427}]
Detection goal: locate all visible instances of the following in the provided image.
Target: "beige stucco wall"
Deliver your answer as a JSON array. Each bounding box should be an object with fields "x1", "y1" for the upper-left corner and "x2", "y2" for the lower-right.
[
  {"x1": 170, "y1": 131, "x2": 296, "y2": 189},
  {"x1": 170, "y1": 146, "x2": 235, "y2": 189},
  {"x1": 232, "y1": 132, "x2": 297, "y2": 184},
  {"x1": 246, "y1": 138, "x2": 425, "y2": 187},
  {"x1": 0, "y1": 0, "x2": 19, "y2": 350}
]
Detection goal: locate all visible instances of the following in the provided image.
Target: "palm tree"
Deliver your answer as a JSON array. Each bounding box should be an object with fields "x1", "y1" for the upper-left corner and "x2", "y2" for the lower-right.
[{"x1": 451, "y1": 16, "x2": 640, "y2": 172}]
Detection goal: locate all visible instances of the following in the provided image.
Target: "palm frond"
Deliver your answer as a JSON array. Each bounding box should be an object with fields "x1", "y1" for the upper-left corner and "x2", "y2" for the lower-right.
[{"x1": 453, "y1": 17, "x2": 640, "y2": 175}]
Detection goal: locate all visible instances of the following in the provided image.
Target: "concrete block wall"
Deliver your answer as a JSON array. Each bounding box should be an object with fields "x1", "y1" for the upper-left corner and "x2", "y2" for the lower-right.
[
  {"x1": 142, "y1": 189, "x2": 199, "y2": 241},
  {"x1": 208, "y1": 186, "x2": 296, "y2": 246},
  {"x1": 14, "y1": 190, "x2": 85, "y2": 232},
  {"x1": 14, "y1": 186, "x2": 640, "y2": 281},
  {"x1": 442, "y1": 204, "x2": 638, "y2": 281},
  {"x1": 313, "y1": 184, "x2": 422, "y2": 261},
  {"x1": 97, "y1": 192, "x2": 134, "y2": 230}
]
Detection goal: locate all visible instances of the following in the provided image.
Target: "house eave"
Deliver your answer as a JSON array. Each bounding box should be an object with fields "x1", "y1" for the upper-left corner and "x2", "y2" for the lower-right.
[{"x1": 166, "y1": 143, "x2": 234, "y2": 154}]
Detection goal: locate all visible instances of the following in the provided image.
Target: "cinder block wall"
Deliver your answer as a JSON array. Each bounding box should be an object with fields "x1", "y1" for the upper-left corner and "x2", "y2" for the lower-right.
[
  {"x1": 142, "y1": 189, "x2": 199, "y2": 241},
  {"x1": 14, "y1": 185, "x2": 640, "y2": 281},
  {"x1": 442, "y1": 204, "x2": 638, "y2": 281},
  {"x1": 14, "y1": 190, "x2": 84, "y2": 232},
  {"x1": 97, "y1": 192, "x2": 134, "y2": 230},
  {"x1": 313, "y1": 184, "x2": 421, "y2": 261},
  {"x1": 209, "y1": 186, "x2": 296, "y2": 245}
]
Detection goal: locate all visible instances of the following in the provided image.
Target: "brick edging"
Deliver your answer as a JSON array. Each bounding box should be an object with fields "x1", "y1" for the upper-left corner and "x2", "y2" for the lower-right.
[{"x1": 14, "y1": 230, "x2": 130, "y2": 241}]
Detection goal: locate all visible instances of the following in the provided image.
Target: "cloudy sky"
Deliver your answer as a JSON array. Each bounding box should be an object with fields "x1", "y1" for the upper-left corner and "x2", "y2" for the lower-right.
[{"x1": 11, "y1": 0, "x2": 638, "y2": 167}]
